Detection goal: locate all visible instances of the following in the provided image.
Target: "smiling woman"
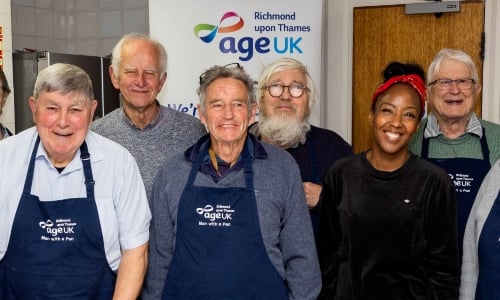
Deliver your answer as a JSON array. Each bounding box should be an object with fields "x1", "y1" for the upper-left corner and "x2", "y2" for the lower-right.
[
  {"x1": 367, "y1": 64, "x2": 426, "y2": 169},
  {"x1": 317, "y1": 61, "x2": 460, "y2": 299}
]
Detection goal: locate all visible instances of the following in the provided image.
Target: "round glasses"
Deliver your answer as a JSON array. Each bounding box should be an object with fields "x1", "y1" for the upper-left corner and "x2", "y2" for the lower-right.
[
  {"x1": 428, "y1": 78, "x2": 475, "y2": 91},
  {"x1": 262, "y1": 83, "x2": 309, "y2": 98}
]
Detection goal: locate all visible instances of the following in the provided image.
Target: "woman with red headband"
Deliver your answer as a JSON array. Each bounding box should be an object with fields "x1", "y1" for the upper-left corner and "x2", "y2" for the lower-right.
[{"x1": 317, "y1": 62, "x2": 459, "y2": 299}]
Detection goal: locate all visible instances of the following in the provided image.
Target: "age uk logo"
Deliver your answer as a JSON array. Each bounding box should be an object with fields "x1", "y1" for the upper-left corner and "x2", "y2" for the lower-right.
[
  {"x1": 193, "y1": 11, "x2": 304, "y2": 61},
  {"x1": 194, "y1": 11, "x2": 245, "y2": 43}
]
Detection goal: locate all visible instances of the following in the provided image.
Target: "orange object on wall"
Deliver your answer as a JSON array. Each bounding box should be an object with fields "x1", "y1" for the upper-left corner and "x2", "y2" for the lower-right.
[{"x1": 0, "y1": 25, "x2": 3, "y2": 69}]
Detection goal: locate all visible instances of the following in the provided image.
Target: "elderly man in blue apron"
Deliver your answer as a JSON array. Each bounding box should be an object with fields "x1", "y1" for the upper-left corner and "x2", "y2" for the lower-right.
[
  {"x1": 142, "y1": 63, "x2": 321, "y2": 300},
  {"x1": 409, "y1": 48, "x2": 500, "y2": 258},
  {"x1": 0, "y1": 63, "x2": 151, "y2": 299}
]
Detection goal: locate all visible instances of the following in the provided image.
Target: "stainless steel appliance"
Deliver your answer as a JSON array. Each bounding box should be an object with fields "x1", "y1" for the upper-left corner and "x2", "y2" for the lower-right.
[{"x1": 12, "y1": 51, "x2": 120, "y2": 133}]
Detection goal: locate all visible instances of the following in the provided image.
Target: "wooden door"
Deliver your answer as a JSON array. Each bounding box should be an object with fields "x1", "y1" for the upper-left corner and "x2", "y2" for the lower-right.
[{"x1": 352, "y1": 1, "x2": 484, "y2": 153}]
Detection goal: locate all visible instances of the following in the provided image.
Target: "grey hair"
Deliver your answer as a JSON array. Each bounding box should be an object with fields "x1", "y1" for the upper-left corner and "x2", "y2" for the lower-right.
[
  {"x1": 33, "y1": 63, "x2": 93, "y2": 101},
  {"x1": 111, "y1": 33, "x2": 168, "y2": 78},
  {"x1": 427, "y1": 48, "x2": 479, "y2": 85},
  {"x1": 257, "y1": 57, "x2": 317, "y2": 112},
  {"x1": 197, "y1": 64, "x2": 257, "y2": 115}
]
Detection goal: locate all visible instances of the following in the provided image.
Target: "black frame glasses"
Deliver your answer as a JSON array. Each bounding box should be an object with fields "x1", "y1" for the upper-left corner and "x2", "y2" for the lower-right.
[
  {"x1": 428, "y1": 78, "x2": 475, "y2": 90},
  {"x1": 199, "y1": 63, "x2": 241, "y2": 85},
  {"x1": 262, "y1": 83, "x2": 310, "y2": 98}
]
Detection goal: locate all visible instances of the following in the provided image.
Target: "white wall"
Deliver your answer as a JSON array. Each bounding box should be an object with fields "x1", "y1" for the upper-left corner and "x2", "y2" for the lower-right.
[
  {"x1": 326, "y1": 0, "x2": 500, "y2": 143},
  {"x1": 0, "y1": 0, "x2": 14, "y2": 133}
]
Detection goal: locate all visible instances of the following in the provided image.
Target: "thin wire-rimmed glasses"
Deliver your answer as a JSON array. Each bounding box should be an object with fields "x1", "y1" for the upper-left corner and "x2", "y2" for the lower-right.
[
  {"x1": 428, "y1": 78, "x2": 475, "y2": 91},
  {"x1": 262, "y1": 83, "x2": 310, "y2": 98},
  {"x1": 199, "y1": 63, "x2": 241, "y2": 85}
]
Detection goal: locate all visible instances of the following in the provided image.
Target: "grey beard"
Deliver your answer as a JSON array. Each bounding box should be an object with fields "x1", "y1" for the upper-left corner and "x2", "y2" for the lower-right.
[{"x1": 258, "y1": 115, "x2": 310, "y2": 148}]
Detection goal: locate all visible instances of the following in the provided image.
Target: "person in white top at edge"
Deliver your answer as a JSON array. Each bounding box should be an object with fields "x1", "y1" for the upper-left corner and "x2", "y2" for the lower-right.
[{"x1": 460, "y1": 159, "x2": 500, "y2": 300}]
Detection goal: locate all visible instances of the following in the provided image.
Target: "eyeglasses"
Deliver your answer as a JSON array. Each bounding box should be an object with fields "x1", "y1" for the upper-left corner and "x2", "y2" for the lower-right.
[
  {"x1": 199, "y1": 63, "x2": 241, "y2": 85},
  {"x1": 428, "y1": 78, "x2": 475, "y2": 90},
  {"x1": 262, "y1": 83, "x2": 309, "y2": 98}
]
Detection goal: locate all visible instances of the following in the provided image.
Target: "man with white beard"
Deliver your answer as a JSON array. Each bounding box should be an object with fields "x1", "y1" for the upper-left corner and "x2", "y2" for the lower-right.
[{"x1": 249, "y1": 57, "x2": 352, "y2": 236}]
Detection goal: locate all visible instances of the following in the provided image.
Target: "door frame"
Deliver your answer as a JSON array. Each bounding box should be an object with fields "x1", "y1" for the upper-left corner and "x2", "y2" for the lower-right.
[{"x1": 325, "y1": 0, "x2": 500, "y2": 144}]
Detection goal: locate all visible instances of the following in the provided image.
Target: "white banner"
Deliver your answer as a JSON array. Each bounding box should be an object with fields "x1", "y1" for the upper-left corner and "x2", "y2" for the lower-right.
[{"x1": 149, "y1": 0, "x2": 323, "y2": 125}]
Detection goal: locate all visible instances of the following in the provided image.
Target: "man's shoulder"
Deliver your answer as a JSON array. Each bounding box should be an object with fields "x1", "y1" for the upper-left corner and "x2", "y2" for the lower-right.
[
  {"x1": 309, "y1": 125, "x2": 349, "y2": 144},
  {"x1": 156, "y1": 150, "x2": 191, "y2": 179},
  {"x1": 308, "y1": 125, "x2": 352, "y2": 155},
  {"x1": 91, "y1": 108, "x2": 122, "y2": 129},
  {"x1": 480, "y1": 119, "x2": 500, "y2": 159},
  {"x1": 87, "y1": 131, "x2": 135, "y2": 157},
  {"x1": 157, "y1": 106, "x2": 205, "y2": 141},
  {"x1": 255, "y1": 143, "x2": 304, "y2": 187},
  {"x1": 480, "y1": 118, "x2": 500, "y2": 133},
  {"x1": 161, "y1": 106, "x2": 202, "y2": 124},
  {"x1": 479, "y1": 119, "x2": 500, "y2": 144},
  {"x1": 309, "y1": 125, "x2": 339, "y2": 135},
  {"x1": 260, "y1": 142, "x2": 299, "y2": 167},
  {"x1": 160, "y1": 106, "x2": 205, "y2": 134},
  {"x1": 0, "y1": 127, "x2": 37, "y2": 157}
]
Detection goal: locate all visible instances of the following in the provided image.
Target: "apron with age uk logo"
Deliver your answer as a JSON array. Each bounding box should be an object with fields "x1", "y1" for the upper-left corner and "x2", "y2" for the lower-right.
[
  {"x1": 421, "y1": 128, "x2": 491, "y2": 258},
  {"x1": 161, "y1": 140, "x2": 289, "y2": 299},
  {"x1": 0, "y1": 137, "x2": 116, "y2": 299}
]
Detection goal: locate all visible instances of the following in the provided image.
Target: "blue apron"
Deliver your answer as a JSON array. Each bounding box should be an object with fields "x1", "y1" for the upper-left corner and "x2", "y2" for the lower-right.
[
  {"x1": 475, "y1": 190, "x2": 500, "y2": 299},
  {"x1": 421, "y1": 127, "x2": 491, "y2": 256},
  {"x1": 0, "y1": 137, "x2": 115, "y2": 299},
  {"x1": 161, "y1": 139, "x2": 289, "y2": 299}
]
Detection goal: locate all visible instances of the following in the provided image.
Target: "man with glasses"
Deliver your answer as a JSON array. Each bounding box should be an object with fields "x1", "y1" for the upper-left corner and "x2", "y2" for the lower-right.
[
  {"x1": 409, "y1": 48, "x2": 500, "y2": 257},
  {"x1": 249, "y1": 57, "x2": 352, "y2": 236}
]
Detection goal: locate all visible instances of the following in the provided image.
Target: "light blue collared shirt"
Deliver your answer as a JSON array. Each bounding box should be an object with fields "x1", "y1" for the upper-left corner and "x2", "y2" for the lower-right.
[{"x1": 0, "y1": 127, "x2": 151, "y2": 271}]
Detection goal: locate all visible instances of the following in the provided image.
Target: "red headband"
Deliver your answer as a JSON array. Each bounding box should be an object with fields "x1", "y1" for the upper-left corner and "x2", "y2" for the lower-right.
[{"x1": 372, "y1": 74, "x2": 426, "y2": 112}]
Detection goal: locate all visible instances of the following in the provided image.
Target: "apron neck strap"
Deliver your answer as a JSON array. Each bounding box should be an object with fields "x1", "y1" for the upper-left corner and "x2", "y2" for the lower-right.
[
  {"x1": 188, "y1": 136, "x2": 254, "y2": 188},
  {"x1": 80, "y1": 141, "x2": 95, "y2": 199},
  {"x1": 23, "y1": 136, "x2": 95, "y2": 199}
]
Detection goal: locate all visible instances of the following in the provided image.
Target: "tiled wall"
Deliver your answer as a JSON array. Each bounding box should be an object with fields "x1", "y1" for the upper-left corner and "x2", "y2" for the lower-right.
[{"x1": 11, "y1": 0, "x2": 149, "y2": 57}]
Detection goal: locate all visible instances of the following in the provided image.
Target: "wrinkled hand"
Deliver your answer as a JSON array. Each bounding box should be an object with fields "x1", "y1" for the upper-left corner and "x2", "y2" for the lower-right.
[{"x1": 303, "y1": 182, "x2": 322, "y2": 209}]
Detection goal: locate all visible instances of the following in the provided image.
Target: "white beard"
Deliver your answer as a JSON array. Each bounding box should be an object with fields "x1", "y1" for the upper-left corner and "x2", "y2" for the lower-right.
[{"x1": 258, "y1": 114, "x2": 310, "y2": 148}]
